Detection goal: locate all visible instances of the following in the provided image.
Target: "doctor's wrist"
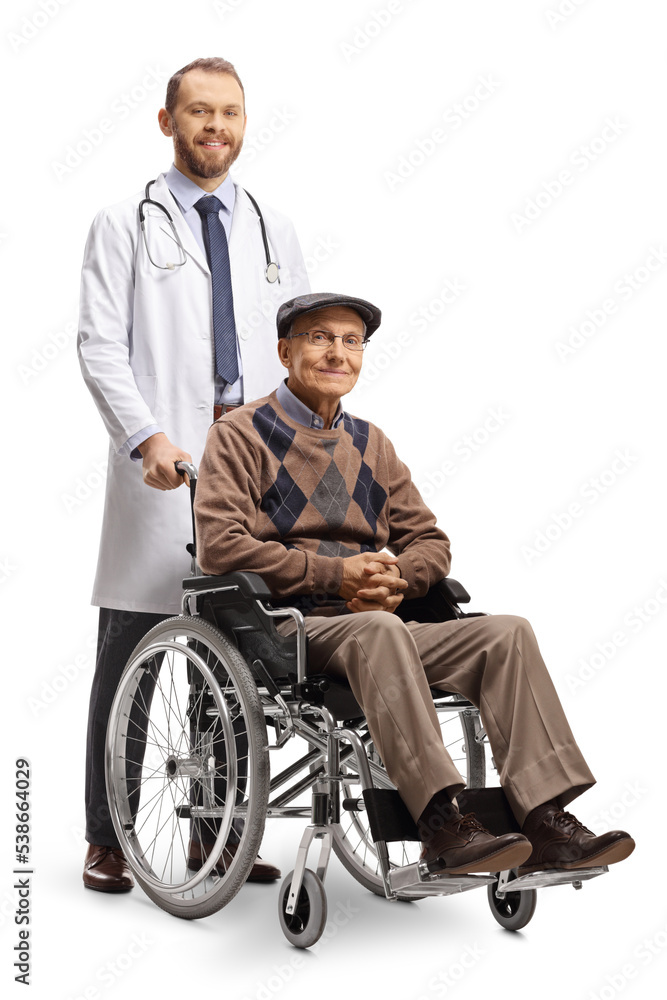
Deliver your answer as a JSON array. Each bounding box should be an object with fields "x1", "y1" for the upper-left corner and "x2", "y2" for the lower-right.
[{"x1": 137, "y1": 431, "x2": 167, "y2": 458}]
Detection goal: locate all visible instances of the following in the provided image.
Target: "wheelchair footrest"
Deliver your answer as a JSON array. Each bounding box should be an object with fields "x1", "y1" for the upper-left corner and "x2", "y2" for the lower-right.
[
  {"x1": 389, "y1": 862, "x2": 496, "y2": 896},
  {"x1": 494, "y1": 866, "x2": 608, "y2": 894}
]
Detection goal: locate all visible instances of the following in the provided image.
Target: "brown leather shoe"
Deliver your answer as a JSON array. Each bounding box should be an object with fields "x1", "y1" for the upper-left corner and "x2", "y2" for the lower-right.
[
  {"x1": 520, "y1": 802, "x2": 635, "y2": 872},
  {"x1": 187, "y1": 840, "x2": 281, "y2": 882},
  {"x1": 420, "y1": 809, "x2": 532, "y2": 875},
  {"x1": 83, "y1": 844, "x2": 134, "y2": 893}
]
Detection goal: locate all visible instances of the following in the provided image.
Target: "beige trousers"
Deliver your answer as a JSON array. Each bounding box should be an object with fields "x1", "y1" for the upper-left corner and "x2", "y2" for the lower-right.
[{"x1": 279, "y1": 611, "x2": 595, "y2": 824}]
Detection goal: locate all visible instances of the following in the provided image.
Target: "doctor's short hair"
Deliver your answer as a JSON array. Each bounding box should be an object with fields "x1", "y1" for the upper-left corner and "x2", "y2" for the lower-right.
[{"x1": 165, "y1": 58, "x2": 245, "y2": 114}]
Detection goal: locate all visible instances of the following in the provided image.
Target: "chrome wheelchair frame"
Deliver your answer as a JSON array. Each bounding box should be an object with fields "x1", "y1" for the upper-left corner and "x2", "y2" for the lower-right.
[{"x1": 105, "y1": 464, "x2": 607, "y2": 948}]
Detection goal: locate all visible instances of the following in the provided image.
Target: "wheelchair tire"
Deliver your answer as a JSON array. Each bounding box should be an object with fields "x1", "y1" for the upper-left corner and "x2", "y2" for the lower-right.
[
  {"x1": 332, "y1": 709, "x2": 485, "y2": 898},
  {"x1": 278, "y1": 869, "x2": 327, "y2": 949},
  {"x1": 106, "y1": 616, "x2": 270, "y2": 919},
  {"x1": 487, "y1": 871, "x2": 537, "y2": 931}
]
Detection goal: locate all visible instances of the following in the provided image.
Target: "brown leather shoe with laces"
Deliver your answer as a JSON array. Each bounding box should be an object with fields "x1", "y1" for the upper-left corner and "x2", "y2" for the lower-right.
[
  {"x1": 420, "y1": 808, "x2": 532, "y2": 875},
  {"x1": 187, "y1": 840, "x2": 281, "y2": 882},
  {"x1": 83, "y1": 844, "x2": 135, "y2": 893},
  {"x1": 520, "y1": 802, "x2": 635, "y2": 872}
]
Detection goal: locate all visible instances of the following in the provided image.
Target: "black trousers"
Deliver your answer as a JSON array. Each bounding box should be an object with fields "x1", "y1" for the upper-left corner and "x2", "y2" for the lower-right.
[
  {"x1": 85, "y1": 608, "x2": 169, "y2": 846},
  {"x1": 85, "y1": 607, "x2": 245, "y2": 849}
]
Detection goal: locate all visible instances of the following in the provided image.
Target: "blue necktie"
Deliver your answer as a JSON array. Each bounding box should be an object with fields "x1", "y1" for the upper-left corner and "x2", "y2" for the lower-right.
[{"x1": 194, "y1": 195, "x2": 239, "y2": 385}]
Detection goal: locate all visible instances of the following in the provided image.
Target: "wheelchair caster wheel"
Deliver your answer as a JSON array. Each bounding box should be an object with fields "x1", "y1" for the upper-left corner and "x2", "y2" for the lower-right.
[
  {"x1": 278, "y1": 869, "x2": 327, "y2": 949},
  {"x1": 488, "y1": 871, "x2": 537, "y2": 931}
]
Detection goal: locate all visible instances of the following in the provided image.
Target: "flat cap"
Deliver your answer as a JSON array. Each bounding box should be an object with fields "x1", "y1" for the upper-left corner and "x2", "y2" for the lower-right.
[{"x1": 276, "y1": 292, "x2": 382, "y2": 340}]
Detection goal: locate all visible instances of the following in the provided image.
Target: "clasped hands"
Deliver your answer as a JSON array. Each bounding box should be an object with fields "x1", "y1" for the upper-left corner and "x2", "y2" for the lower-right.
[{"x1": 338, "y1": 552, "x2": 408, "y2": 615}]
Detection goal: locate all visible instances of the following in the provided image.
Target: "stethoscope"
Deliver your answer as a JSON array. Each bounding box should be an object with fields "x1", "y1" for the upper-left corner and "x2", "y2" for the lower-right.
[{"x1": 138, "y1": 179, "x2": 280, "y2": 283}]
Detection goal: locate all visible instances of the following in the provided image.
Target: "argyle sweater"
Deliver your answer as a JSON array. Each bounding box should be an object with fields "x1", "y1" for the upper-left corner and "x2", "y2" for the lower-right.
[{"x1": 194, "y1": 390, "x2": 451, "y2": 615}]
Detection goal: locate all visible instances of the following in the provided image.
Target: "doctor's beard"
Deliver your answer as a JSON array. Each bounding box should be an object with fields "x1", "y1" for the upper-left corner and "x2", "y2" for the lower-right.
[{"x1": 172, "y1": 122, "x2": 243, "y2": 180}]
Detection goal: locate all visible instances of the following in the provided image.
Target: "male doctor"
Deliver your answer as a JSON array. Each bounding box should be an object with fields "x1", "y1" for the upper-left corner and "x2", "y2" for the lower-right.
[{"x1": 78, "y1": 57, "x2": 309, "y2": 892}]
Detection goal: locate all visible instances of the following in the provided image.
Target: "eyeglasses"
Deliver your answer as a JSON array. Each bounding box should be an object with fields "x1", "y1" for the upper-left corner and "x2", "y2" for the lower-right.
[{"x1": 286, "y1": 330, "x2": 369, "y2": 351}]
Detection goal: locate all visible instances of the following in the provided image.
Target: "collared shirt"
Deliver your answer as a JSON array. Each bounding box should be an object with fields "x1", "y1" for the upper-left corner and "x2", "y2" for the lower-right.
[
  {"x1": 125, "y1": 164, "x2": 243, "y2": 459},
  {"x1": 276, "y1": 378, "x2": 345, "y2": 430},
  {"x1": 165, "y1": 163, "x2": 235, "y2": 251}
]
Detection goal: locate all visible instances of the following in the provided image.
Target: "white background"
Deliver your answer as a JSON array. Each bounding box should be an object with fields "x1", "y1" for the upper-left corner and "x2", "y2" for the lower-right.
[{"x1": 2, "y1": 0, "x2": 665, "y2": 997}]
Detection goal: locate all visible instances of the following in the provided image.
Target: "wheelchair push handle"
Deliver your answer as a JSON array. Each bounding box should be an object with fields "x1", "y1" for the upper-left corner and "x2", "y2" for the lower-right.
[
  {"x1": 175, "y1": 461, "x2": 198, "y2": 484},
  {"x1": 175, "y1": 461, "x2": 199, "y2": 560}
]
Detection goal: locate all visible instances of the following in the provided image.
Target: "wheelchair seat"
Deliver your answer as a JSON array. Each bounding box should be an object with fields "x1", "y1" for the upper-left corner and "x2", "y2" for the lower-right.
[
  {"x1": 185, "y1": 571, "x2": 475, "y2": 720},
  {"x1": 292, "y1": 674, "x2": 472, "y2": 722}
]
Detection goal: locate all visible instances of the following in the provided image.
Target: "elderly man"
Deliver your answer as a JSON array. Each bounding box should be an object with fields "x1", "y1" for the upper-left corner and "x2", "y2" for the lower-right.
[{"x1": 194, "y1": 292, "x2": 635, "y2": 874}]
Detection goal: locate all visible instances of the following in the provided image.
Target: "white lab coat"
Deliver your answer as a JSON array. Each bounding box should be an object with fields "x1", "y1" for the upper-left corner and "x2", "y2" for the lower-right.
[{"x1": 78, "y1": 172, "x2": 310, "y2": 613}]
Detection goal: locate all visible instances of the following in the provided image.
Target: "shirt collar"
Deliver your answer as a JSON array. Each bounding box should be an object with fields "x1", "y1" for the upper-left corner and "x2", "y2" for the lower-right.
[
  {"x1": 165, "y1": 164, "x2": 236, "y2": 216},
  {"x1": 277, "y1": 379, "x2": 345, "y2": 430}
]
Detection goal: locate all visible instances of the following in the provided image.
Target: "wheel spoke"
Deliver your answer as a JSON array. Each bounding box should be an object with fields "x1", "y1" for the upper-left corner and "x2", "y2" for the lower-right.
[{"x1": 107, "y1": 617, "x2": 269, "y2": 916}]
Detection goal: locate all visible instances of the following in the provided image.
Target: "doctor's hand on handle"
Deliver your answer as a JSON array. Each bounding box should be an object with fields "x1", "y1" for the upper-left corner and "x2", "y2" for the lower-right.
[
  {"x1": 339, "y1": 552, "x2": 408, "y2": 615},
  {"x1": 137, "y1": 432, "x2": 192, "y2": 489}
]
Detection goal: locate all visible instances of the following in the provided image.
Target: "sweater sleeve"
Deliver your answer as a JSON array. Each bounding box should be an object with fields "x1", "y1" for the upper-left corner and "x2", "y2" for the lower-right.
[
  {"x1": 194, "y1": 420, "x2": 344, "y2": 598},
  {"x1": 382, "y1": 433, "x2": 452, "y2": 597}
]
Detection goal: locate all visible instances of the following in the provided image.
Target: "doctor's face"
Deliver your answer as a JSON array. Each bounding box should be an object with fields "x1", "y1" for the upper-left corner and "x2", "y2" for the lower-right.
[{"x1": 158, "y1": 69, "x2": 247, "y2": 187}]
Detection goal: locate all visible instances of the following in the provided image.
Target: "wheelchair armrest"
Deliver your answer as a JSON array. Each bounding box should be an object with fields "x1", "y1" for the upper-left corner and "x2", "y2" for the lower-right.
[
  {"x1": 182, "y1": 571, "x2": 301, "y2": 679},
  {"x1": 182, "y1": 571, "x2": 273, "y2": 602},
  {"x1": 437, "y1": 577, "x2": 471, "y2": 605},
  {"x1": 395, "y1": 576, "x2": 472, "y2": 624}
]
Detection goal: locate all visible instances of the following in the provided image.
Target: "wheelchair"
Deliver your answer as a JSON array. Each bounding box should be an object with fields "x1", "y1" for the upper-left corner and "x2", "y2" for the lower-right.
[{"x1": 105, "y1": 464, "x2": 609, "y2": 948}]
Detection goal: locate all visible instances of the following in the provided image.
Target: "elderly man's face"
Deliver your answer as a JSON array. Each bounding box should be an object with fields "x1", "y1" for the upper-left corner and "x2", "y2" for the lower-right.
[{"x1": 279, "y1": 306, "x2": 365, "y2": 405}]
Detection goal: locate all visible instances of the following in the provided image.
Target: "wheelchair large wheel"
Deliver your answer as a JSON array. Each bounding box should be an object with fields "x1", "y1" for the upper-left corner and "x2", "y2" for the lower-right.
[
  {"x1": 332, "y1": 707, "x2": 485, "y2": 897},
  {"x1": 106, "y1": 616, "x2": 270, "y2": 919}
]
